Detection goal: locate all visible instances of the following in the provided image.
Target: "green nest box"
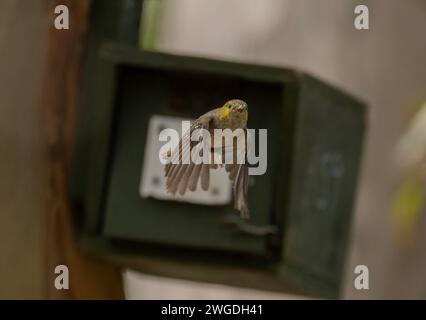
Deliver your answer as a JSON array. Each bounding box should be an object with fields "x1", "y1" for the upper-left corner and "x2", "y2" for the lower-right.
[{"x1": 73, "y1": 43, "x2": 366, "y2": 298}]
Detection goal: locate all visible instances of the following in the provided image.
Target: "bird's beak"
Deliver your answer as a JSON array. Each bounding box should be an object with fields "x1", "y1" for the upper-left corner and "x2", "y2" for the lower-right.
[{"x1": 237, "y1": 104, "x2": 246, "y2": 112}]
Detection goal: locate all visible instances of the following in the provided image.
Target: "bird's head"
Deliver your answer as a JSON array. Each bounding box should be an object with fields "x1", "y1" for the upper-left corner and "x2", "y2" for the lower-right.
[{"x1": 219, "y1": 99, "x2": 248, "y2": 124}]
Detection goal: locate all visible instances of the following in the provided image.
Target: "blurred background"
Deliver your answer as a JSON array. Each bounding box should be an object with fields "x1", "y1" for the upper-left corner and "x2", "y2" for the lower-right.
[{"x1": 0, "y1": 0, "x2": 425, "y2": 299}]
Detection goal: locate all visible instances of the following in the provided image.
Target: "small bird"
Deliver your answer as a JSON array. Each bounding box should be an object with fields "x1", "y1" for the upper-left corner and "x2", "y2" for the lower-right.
[{"x1": 164, "y1": 99, "x2": 250, "y2": 218}]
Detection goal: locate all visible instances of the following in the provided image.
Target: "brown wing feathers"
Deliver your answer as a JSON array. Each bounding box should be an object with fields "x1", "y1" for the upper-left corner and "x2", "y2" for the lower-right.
[
  {"x1": 164, "y1": 115, "x2": 249, "y2": 218},
  {"x1": 165, "y1": 118, "x2": 211, "y2": 195}
]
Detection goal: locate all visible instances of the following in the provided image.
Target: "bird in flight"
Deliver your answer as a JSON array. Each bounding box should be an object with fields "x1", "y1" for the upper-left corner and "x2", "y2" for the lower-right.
[{"x1": 164, "y1": 99, "x2": 250, "y2": 218}]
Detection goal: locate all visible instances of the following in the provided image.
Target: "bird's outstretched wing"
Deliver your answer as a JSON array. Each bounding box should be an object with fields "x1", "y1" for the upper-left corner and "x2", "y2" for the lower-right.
[
  {"x1": 164, "y1": 116, "x2": 213, "y2": 195},
  {"x1": 164, "y1": 119, "x2": 250, "y2": 219}
]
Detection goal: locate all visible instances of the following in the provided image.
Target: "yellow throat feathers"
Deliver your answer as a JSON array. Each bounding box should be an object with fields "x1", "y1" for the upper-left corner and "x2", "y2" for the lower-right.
[{"x1": 219, "y1": 106, "x2": 231, "y2": 120}]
